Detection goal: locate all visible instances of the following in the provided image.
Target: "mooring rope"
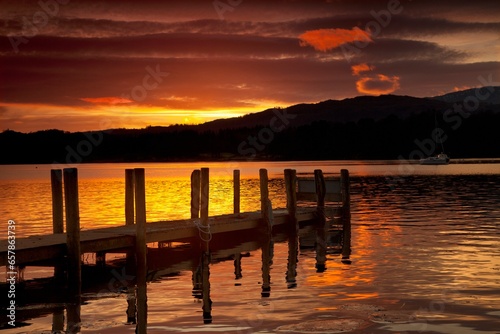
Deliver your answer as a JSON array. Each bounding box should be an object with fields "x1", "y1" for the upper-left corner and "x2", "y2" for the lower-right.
[{"x1": 193, "y1": 218, "x2": 212, "y2": 243}]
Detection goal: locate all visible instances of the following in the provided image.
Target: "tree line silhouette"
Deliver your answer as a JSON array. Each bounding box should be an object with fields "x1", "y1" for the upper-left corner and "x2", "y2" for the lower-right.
[{"x1": 1, "y1": 109, "x2": 499, "y2": 164}]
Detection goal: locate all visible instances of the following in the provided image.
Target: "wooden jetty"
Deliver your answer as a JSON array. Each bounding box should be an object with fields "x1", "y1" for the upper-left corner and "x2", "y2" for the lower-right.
[{"x1": 1, "y1": 167, "x2": 350, "y2": 332}]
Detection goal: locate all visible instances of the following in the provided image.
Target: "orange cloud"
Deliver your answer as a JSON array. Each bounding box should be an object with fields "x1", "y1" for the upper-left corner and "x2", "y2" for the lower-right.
[
  {"x1": 352, "y1": 63, "x2": 375, "y2": 76},
  {"x1": 80, "y1": 97, "x2": 133, "y2": 105},
  {"x1": 356, "y1": 74, "x2": 400, "y2": 95},
  {"x1": 299, "y1": 27, "x2": 372, "y2": 52}
]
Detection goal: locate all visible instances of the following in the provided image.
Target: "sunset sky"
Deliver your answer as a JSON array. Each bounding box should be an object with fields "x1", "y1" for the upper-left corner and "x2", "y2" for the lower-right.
[{"x1": 1, "y1": 0, "x2": 499, "y2": 132}]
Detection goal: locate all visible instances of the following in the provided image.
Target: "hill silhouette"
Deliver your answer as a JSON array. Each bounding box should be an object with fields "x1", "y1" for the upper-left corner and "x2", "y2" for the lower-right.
[{"x1": 1, "y1": 87, "x2": 499, "y2": 164}]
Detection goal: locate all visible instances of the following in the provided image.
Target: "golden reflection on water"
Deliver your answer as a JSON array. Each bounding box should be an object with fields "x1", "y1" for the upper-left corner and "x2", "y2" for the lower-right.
[{"x1": 0, "y1": 173, "x2": 289, "y2": 238}]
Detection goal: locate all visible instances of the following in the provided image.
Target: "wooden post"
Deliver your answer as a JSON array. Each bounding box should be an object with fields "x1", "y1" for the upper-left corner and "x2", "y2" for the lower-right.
[
  {"x1": 126, "y1": 287, "x2": 137, "y2": 324},
  {"x1": 200, "y1": 168, "x2": 210, "y2": 246},
  {"x1": 96, "y1": 251, "x2": 106, "y2": 268},
  {"x1": 314, "y1": 169, "x2": 327, "y2": 272},
  {"x1": 284, "y1": 169, "x2": 298, "y2": 231},
  {"x1": 63, "y1": 168, "x2": 81, "y2": 301},
  {"x1": 259, "y1": 169, "x2": 274, "y2": 297},
  {"x1": 125, "y1": 169, "x2": 135, "y2": 271},
  {"x1": 199, "y1": 168, "x2": 212, "y2": 323},
  {"x1": 51, "y1": 169, "x2": 64, "y2": 234},
  {"x1": 134, "y1": 168, "x2": 147, "y2": 334},
  {"x1": 341, "y1": 169, "x2": 352, "y2": 264},
  {"x1": 191, "y1": 170, "x2": 201, "y2": 219},
  {"x1": 51, "y1": 169, "x2": 65, "y2": 280},
  {"x1": 284, "y1": 169, "x2": 299, "y2": 288},
  {"x1": 233, "y1": 169, "x2": 242, "y2": 280},
  {"x1": 191, "y1": 170, "x2": 202, "y2": 301},
  {"x1": 125, "y1": 169, "x2": 135, "y2": 226},
  {"x1": 52, "y1": 308, "x2": 64, "y2": 333},
  {"x1": 233, "y1": 169, "x2": 240, "y2": 214},
  {"x1": 259, "y1": 169, "x2": 273, "y2": 231},
  {"x1": 66, "y1": 302, "x2": 81, "y2": 334}
]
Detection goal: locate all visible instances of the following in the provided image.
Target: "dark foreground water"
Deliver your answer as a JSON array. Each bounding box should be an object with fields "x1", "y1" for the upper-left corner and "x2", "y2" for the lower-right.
[{"x1": 1, "y1": 161, "x2": 499, "y2": 333}]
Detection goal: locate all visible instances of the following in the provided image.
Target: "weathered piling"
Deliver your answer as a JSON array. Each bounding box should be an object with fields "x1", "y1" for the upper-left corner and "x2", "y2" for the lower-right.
[
  {"x1": 191, "y1": 169, "x2": 201, "y2": 219},
  {"x1": 233, "y1": 169, "x2": 243, "y2": 280},
  {"x1": 341, "y1": 169, "x2": 351, "y2": 263},
  {"x1": 284, "y1": 169, "x2": 299, "y2": 288},
  {"x1": 66, "y1": 302, "x2": 81, "y2": 333},
  {"x1": 314, "y1": 169, "x2": 327, "y2": 272},
  {"x1": 126, "y1": 287, "x2": 137, "y2": 324},
  {"x1": 199, "y1": 168, "x2": 212, "y2": 323},
  {"x1": 51, "y1": 169, "x2": 65, "y2": 280},
  {"x1": 259, "y1": 169, "x2": 274, "y2": 297},
  {"x1": 125, "y1": 169, "x2": 135, "y2": 271},
  {"x1": 234, "y1": 169, "x2": 240, "y2": 214},
  {"x1": 125, "y1": 169, "x2": 135, "y2": 226},
  {"x1": 51, "y1": 169, "x2": 64, "y2": 234},
  {"x1": 63, "y1": 168, "x2": 81, "y2": 300},
  {"x1": 284, "y1": 169, "x2": 298, "y2": 231},
  {"x1": 52, "y1": 308, "x2": 64, "y2": 333},
  {"x1": 200, "y1": 168, "x2": 210, "y2": 243},
  {"x1": 95, "y1": 252, "x2": 106, "y2": 268},
  {"x1": 134, "y1": 168, "x2": 147, "y2": 334},
  {"x1": 259, "y1": 169, "x2": 273, "y2": 230}
]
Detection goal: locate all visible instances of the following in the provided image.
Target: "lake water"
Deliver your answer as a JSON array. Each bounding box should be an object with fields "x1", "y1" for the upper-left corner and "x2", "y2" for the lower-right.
[{"x1": 1, "y1": 161, "x2": 500, "y2": 333}]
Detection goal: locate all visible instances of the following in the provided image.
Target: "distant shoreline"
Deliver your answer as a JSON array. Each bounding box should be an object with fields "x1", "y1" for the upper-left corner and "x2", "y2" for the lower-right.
[{"x1": 1, "y1": 157, "x2": 500, "y2": 166}]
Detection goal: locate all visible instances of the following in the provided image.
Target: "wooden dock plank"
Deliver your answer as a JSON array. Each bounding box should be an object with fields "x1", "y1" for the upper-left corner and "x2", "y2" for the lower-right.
[{"x1": 0, "y1": 208, "x2": 319, "y2": 266}]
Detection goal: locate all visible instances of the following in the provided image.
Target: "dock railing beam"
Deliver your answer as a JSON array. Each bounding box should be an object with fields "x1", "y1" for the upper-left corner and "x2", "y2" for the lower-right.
[{"x1": 134, "y1": 168, "x2": 147, "y2": 334}]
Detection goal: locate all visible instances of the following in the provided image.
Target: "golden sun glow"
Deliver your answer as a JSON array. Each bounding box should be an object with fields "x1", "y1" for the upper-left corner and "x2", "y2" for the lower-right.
[{"x1": 1, "y1": 99, "x2": 288, "y2": 132}]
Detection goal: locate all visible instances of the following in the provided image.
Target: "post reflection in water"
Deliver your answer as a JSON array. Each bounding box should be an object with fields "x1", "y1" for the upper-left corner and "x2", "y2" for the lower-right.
[
  {"x1": 261, "y1": 234, "x2": 274, "y2": 297},
  {"x1": 286, "y1": 230, "x2": 299, "y2": 289},
  {"x1": 201, "y1": 251, "x2": 212, "y2": 324}
]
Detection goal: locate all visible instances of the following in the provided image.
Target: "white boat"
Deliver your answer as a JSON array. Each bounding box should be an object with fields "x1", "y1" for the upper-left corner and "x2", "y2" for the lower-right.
[{"x1": 420, "y1": 153, "x2": 450, "y2": 165}]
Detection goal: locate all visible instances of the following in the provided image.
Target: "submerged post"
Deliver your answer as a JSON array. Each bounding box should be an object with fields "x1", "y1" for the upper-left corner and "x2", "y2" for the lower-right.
[
  {"x1": 259, "y1": 169, "x2": 274, "y2": 296},
  {"x1": 134, "y1": 168, "x2": 147, "y2": 334},
  {"x1": 200, "y1": 168, "x2": 210, "y2": 245},
  {"x1": 191, "y1": 170, "x2": 201, "y2": 219},
  {"x1": 63, "y1": 168, "x2": 81, "y2": 300},
  {"x1": 199, "y1": 168, "x2": 212, "y2": 323},
  {"x1": 234, "y1": 169, "x2": 240, "y2": 214},
  {"x1": 314, "y1": 169, "x2": 327, "y2": 272},
  {"x1": 284, "y1": 169, "x2": 299, "y2": 288},
  {"x1": 284, "y1": 169, "x2": 298, "y2": 231},
  {"x1": 341, "y1": 169, "x2": 351, "y2": 263}
]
